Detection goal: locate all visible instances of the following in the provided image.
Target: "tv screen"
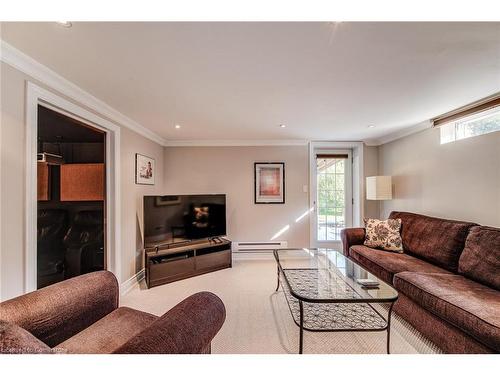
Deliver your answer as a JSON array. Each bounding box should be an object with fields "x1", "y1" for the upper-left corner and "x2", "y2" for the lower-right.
[{"x1": 143, "y1": 194, "x2": 226, "y2": 247}]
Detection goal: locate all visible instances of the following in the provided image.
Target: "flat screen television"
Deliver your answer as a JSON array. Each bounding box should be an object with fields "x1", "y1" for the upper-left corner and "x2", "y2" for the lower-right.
[{"x1": 143, "y1": 194, "x2": 226, "y2": 248}]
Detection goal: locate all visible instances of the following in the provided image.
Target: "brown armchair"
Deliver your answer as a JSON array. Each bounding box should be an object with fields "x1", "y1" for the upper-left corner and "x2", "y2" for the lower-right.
[{"x1": 0, "y1": 271, "x2": 225, "y2": 354}]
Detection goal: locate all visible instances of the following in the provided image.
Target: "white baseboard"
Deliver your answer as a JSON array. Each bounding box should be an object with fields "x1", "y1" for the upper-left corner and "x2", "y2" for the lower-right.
[
  {"x1": 120, "y1": 268, "x2": 145, "y2": 296},
  {"x1": 232, "y1": 251, "x2": 274, "y2": 261}
]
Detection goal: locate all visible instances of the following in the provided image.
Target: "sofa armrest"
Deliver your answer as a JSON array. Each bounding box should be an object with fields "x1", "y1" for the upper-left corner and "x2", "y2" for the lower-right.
[
  {"x1": 0, "y1": 271, "x2": 118, "y2": 347},
  {"x1": 340, "y1": 227, "x2": 366, "y2": 257},
  {"x1": 114, "y1": 292, "x2": 226, "y2": 354}
]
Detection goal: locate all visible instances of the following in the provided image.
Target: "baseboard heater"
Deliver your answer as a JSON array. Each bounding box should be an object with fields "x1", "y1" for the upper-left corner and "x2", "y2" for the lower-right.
[{"x1": 232, "y1": 241, "x2": 288, "y2": 252}]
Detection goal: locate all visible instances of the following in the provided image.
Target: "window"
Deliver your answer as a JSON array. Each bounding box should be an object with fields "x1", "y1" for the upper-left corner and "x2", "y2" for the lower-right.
[
  {"x1": 433, "y1": 95, "x2": 500, "y2": 144},
  {"x1": 440, "y1": 105, "x2": 500, "y2": 144}
]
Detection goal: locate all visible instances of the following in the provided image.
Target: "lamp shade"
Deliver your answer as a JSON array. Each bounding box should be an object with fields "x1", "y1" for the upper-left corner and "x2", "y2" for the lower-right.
[{"x1": 366, "y1": 176, "x2": 392, "y2": 200}]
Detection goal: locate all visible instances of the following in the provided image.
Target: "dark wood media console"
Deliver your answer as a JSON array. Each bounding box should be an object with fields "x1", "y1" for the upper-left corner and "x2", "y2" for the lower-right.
[{"x1": 145, "y1": 238, "x2": 232, "y2": 288}]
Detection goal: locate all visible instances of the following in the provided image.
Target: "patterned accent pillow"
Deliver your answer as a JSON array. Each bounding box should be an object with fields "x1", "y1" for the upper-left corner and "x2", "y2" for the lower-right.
[{"x1": 364, "y1": 218, "x2": 403, "y2": 252}]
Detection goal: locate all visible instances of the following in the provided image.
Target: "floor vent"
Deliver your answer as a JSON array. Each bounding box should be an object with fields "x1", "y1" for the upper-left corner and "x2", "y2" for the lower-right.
[{"x1": 232, "y1": 241, "x2": 288, "y2": 252}]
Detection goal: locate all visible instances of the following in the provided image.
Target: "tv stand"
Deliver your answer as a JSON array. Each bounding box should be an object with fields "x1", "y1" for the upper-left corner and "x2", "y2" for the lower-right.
[
  {"x1": 144, "y1": 238, "x2": 232, "y2": 288},
  {"x1": 209, "y1": 236, "x2": 225, "y2": 244}
]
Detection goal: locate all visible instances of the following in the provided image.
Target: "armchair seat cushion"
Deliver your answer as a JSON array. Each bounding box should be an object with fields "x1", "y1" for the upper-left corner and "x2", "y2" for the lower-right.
[
  {"x1": 0, "y1": 321, "x2": 53, "y2": 354},
  {"x1": 349, "y1": 245, "x2": 450, "y2": 284},
  {"x1": 394, "y1": 272, "x2": 500, "y2": 352},
  {"x1": 56, "y1": 307, "x2": 157, "y2": 354}
]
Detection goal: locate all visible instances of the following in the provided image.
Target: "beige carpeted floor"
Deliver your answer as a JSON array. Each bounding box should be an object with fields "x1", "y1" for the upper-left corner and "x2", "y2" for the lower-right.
[{"x1": 121, "y1": 258, "x2": 441, "y2": 354}]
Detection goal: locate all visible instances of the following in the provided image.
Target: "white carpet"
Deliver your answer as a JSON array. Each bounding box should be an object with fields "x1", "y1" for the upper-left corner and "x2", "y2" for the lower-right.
[{"x1": 121, "y1": 258, "x2": 441, "y2": 354}]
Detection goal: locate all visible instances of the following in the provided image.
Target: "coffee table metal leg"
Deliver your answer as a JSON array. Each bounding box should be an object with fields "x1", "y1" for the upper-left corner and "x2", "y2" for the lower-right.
[
  {"x1": 299, "y1": 300, "x2": 304, "y2": 354},
  {"x1": 386, "y1": 302, "x2": 395, "y2": 354},
  {"x1": 275, "y1": 265, "x2": 280, "y2": 292}
]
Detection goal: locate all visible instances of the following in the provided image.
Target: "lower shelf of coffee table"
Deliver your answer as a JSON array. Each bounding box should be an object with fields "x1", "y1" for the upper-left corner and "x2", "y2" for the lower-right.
[{"x1": 280, "y1": 277, "x2": 387, "y2": 331}]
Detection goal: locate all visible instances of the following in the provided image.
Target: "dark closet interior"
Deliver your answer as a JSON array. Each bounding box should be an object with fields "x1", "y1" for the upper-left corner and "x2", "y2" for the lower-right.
[{"x1": 37, "y1": 105, "x2": 106, "y2": 289}]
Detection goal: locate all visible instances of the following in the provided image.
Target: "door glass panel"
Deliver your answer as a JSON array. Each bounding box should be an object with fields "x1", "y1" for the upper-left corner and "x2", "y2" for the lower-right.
[{"x1": 316, "y1": 157, "x2": 346, "y2": 241}]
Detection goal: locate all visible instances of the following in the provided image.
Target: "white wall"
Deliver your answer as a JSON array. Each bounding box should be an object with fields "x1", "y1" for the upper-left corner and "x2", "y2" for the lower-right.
[
  {"x1": 163, "y1": 145, "x2": 380, "y2": 246},
  {"x1": 163, "y1": 146, "x2": 311, "y2": 247},
  {"x1": 379, "y1": 126, "x2": 500, "y2": 226},
  {"x1": 0, "y1": 62, "x2": 164, "y2": 300}
]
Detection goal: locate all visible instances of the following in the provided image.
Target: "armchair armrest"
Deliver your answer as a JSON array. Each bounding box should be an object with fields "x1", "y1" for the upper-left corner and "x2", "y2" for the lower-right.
[
  {"x1": 114, "y1": 292, "x2": 226, "y2": 354},
  {"x1": 340, "y1": 227, "x2": 366, "y2": 257},
  {"x1": 0, "y1": 270, "x2": 118, "y2": 347}
]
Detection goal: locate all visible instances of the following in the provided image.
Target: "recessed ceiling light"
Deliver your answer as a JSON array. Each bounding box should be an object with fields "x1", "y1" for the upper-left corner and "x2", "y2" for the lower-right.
[
  {"x1": 56, "y1": 21, "x2": 72, "y2": 28},
  {"x1": 368, "y1": 125, "x2": 376, "y2": 128},
  {"x1": 175, "y1": 124, "x2": 181, "y2": 129},
  {"x1": 280, "y1": 124, "x2": 286, "y2": 128}
]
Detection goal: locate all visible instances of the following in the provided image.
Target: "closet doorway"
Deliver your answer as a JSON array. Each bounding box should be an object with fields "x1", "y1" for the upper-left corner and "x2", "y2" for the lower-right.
[{"x1": 36, "y1": 105, "x2": 106, "y2": 289}]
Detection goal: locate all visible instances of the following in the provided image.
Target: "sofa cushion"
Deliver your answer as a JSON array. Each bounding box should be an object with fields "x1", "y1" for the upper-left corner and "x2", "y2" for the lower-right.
[
  {"x1": 459, "y1": 226, "x2": 500, "y2": 290},
  {"x1": 56, "y1": 307, "x2": 157, "y2": 354},
  {"x1": 0, "y1": 271, "x2": 119, "y2": 347},
  {"x1": 389, "y1": 211, "x2": 477, "y2": 272},
  {"x1": 349, "y1": 245, "x2": 450, "y2": 284},
  {"x1": 394, "y1": 272, "x2": 500, "y2": 352},
  {"x1": 0, "y1": 320, "x2": 55, "y2": 354}
]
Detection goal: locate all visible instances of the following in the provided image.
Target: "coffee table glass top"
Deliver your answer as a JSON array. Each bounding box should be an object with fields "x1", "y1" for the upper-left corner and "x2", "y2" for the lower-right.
[{"x1": 274, "y1": 248, "x2": 398, "y2": 303}]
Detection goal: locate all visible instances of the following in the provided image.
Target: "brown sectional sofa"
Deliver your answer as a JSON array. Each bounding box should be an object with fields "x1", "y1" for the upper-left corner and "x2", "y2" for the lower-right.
[
  {"x1": 341, "y1": 211, "x2": 500, "y2": 353},
  {"x1": 0, "y1": 271, "x2": 225, "y2": 354}
]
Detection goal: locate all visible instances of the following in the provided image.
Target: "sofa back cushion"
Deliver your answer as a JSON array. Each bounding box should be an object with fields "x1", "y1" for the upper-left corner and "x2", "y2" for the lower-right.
[
  {"x1": 388, "y1": 211, "x2": 477, "y2": 272},
  {"x1": 459, "y1": 226, "x2": 500, "y2": 290}
]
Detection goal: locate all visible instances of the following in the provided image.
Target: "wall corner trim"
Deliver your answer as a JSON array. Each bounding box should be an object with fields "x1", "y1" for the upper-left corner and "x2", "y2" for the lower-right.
[
  {"x1": 367, "y1": 120, "x2": 432, "y2": 146},
  {"x1": 0, "y1": 39, "x2": 167, "y2": 146},
  {"x1": 120, "y1": 268, "x2": 145, "y2": 296},
  {"x1": 163, "y1": 139, "x2": 310, "y2": 147}
]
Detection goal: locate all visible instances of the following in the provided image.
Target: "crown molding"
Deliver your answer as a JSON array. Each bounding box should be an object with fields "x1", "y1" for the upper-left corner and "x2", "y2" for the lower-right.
[
  {"x1": 163, "y1": 139, "x2": 310, "y2": 147},
  {"x1": 365, "y1": 120, "x2": 432, "y2": 146},
  {"x1": 0, "y1": 39, "x2": 167, "y2": 146}
]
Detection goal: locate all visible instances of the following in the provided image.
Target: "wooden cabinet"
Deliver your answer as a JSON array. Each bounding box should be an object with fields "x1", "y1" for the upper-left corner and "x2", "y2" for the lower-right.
[
  {"x1": 60, "y1": 163, "x2": 105, "y2": 201},
  {"x1": 37, "y1": 162, "x2": 50, "y2": 201},
  {"x1": 145, "y1": 239, "x2": 232, "y2": 288}
]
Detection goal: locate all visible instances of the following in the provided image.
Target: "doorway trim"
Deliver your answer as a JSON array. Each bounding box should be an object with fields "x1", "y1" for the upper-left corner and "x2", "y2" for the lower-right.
[
  {"x1": 308, "y1": 141, "x2": 364, "y2": 248},
  {"x1": 25, "y1": 82, "x2": 122, "y2": 292}
]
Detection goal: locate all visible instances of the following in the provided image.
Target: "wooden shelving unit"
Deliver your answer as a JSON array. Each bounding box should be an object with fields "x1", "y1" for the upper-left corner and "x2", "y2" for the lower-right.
[
  {"x1": 37, "y1": 162, "x2": 50, "y2": 201},
  {"x1": 145, "y1": 238, "x2": 232, "y2": 288}
]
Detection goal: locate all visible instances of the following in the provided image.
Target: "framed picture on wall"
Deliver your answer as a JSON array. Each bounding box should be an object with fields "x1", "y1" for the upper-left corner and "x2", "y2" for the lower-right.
[
  {"x1": 135, "y1": 153, "x2": 155, "y2": 185},
  {"x1": 254, "y1": 162, "x2": 285, "y2": 204}
]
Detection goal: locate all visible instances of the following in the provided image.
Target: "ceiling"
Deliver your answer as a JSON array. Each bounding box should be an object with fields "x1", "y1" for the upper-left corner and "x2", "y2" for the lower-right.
[{"x1": 2, "y1": 22, "x2": 500, "y2": 144}]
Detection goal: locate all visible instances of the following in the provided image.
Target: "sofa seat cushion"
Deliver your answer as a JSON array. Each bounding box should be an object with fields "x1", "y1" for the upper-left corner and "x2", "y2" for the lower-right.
[
  {"x1": 459, "y1": 226, "x2": 500, "y2": 290},
  {"x1": 394, "y1": 272, "x2": 500, "y2": 352},
  {"x1": 56, "y1": 307, "x2": 157, "y2": 353},
  {"x1": 349, "y1": 245, "x2": 450, "y2": 284},
  {"x1": 388, "y1": 211, "x2": 477, "y2": 272}
]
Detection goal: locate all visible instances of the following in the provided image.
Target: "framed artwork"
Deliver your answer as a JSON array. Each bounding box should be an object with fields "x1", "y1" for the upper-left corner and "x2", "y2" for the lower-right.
[
  {"x1": 254, "y1": 162, "x2": 285, "y2": 204},
  {"x1": 135, "y1": 153, "x2": 155, "y2": 185}
]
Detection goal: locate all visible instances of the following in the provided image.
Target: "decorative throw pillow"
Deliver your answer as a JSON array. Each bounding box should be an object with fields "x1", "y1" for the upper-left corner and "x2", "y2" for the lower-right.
[{"x1": 364, "y1": 218, "x2": 403, "y2": 252}]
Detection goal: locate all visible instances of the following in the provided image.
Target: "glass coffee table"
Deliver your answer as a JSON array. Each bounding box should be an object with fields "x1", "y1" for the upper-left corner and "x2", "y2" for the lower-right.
[{"x1": 274, "y1": 249, "x2": 398, "y2": 354}]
